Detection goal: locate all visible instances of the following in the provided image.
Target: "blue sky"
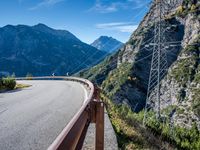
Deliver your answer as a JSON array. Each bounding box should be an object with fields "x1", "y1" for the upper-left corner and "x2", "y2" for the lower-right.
[{"x1": 0, "y1": 0, "x2": 151, "y2": 44}]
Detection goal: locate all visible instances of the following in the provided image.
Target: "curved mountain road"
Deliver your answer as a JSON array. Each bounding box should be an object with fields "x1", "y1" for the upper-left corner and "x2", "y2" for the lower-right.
[{"x1": 0, "y1": 80, "x2": 88, "y2": 150}]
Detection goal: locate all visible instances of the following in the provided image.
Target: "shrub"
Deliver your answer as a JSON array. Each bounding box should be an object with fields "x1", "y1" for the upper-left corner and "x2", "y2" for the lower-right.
[
  {"x1": 176, "y1": 5, "x2": 184, "y2": 16},
  {"x1": 26, "y1": 73, "x2": 33, "y2": 80},
  {"x1": 190, "y1": 4, "x2": 196, "y2": 11},
  {"x1": 2, "y1": 77, "x2": 16, "y2": 90}
]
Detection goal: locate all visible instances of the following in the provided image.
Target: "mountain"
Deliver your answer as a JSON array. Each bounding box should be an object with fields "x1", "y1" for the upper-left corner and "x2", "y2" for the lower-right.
[
  {"x1": 91, "y1": 36, "x2": 123, "y2": 53},
  {"x1": 0, "y1": 23, "x2": 107, "y2": 77},
  {"x1": 79, "y1": 0, "x2": 200, "y2": 149}
]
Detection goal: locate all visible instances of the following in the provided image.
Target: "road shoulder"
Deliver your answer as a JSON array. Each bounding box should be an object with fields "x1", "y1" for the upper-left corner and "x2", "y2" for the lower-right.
[{"x1": 82, "y1": 109, "x2": 118, "y2": 150}]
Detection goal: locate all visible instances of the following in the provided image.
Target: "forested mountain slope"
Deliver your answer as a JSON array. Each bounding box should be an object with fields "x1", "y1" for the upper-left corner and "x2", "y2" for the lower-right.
[{"x1": 0, "y1": 24, "x2": 107, "y2": 76}]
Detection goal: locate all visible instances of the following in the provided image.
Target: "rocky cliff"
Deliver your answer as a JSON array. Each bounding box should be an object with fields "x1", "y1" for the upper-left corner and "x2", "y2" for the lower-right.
[
  {"x1": 163, "y1": 14, "x2": 200, "y2": 129},
  {"x1": 80, "y1": 0, "x2": 200, "y2": 130}
]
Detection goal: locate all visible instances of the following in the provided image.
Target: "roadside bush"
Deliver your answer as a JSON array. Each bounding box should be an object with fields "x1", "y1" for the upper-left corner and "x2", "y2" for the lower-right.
[
  {"x1": 26, "y1": 73, "x2": 33, "y2": 80},
  {"x1": 2, "y1": 77, "x2": 16, "y2": 90}
]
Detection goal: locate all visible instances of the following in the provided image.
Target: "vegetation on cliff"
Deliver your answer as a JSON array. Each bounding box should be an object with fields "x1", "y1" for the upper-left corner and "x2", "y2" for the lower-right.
[
  {"x1": 176, "y1": 0, "x2": 200, "y2": 17},
  {"x1": 101, "y1": 93, "x2": 200, "y2": 150}
]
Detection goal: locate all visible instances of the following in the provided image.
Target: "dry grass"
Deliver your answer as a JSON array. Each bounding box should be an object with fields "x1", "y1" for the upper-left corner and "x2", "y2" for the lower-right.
[{"x1": 15, "y1": 83, "x2": 31, "y2": 89}]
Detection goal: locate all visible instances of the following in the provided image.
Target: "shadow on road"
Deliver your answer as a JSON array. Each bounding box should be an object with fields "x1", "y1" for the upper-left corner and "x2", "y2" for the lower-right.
[{"x1": 0, "y1": 88, "x2": 31, "y2": 94}]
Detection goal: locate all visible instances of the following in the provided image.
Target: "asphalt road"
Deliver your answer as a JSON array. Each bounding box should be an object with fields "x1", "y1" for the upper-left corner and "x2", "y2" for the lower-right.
[{"x1": 0, "y1": 80, "x2": 87, "y2": 150}]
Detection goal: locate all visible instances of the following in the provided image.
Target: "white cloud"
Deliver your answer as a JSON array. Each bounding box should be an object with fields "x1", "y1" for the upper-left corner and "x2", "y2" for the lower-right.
[
  {"x1": 96, "y1": 22, "x2": 132, "y2": 27},
  {"x1": 29, "y1": 0, "x2": 65, "y2": 10},
  {"x1": 96, "y1": 22, "x2": 138, "y2": 33},
  {"x1": 89, "y1": 0, "x2": 150, "y2": 13},
  {"x1": 115, "y1": 25, "x2": 138, "y2": 33},
  {"x1": 89, "y1": 0, "x2": 119, "y2": 13}
]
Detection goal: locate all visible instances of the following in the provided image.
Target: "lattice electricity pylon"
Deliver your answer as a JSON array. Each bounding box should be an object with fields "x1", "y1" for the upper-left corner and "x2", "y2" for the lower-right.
[{"x1": 142, "y1": 0, "x2": 182, "y2": 127}]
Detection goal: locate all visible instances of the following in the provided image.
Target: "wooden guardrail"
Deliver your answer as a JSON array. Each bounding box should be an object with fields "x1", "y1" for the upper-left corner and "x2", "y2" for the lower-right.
[{"x1": 16, "y1": 76, "x2": 104, "y2": 150}]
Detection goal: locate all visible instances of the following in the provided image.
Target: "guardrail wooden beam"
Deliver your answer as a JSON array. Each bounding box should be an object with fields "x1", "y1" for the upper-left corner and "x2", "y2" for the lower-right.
[{"x1": 56, "y1": 110, "x2": 89, "y2": 150}]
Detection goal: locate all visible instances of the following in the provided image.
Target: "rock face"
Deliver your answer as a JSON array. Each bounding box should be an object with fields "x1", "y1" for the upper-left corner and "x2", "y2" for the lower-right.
[
  {"x1": 164, "y1": 12, "x2": 200, "y2": 129},
  {"x1": 0, "y1": 24, "x2": 107, "y2": 76},
  {"x1": 80, "y1": 0, "x2": 200, "y2": 129},
  {"x1": 91, "y1": 36, "x2": 123, "y2": 53}
]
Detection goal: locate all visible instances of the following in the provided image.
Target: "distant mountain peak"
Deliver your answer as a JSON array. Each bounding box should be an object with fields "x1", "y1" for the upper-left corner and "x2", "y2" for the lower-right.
[
  {"x1": 33, "y1": 23, "x2": 54, "y2": 31},
  {"x1": 31, "y1": 23, "x2": 80, "y2": 41},
  {"x1": 35, "y1": 23, "x2": 47, "y2": 27},
  {"x1": 91, "y1": 36, "x2": 123, "y2": 53},
  {"x1": 3, "y1": 24, "x2": 13, "y2": 28},
  {"x1": 99, "y1": 35, "x2": 111, "y2": 38},
  {"x1": 99, "y1": 36, "x2": 114, "y2": 39}
]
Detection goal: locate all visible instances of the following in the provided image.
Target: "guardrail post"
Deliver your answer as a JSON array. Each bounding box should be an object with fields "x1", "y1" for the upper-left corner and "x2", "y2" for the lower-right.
[{"x1": 95, "y1": 101, "x2": 104, "y2": 150}]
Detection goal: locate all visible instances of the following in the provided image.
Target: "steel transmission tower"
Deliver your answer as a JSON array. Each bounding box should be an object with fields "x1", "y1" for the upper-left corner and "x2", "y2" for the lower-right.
[{"x1": 143, "y1": 0, "x2": 176, "y2": 125}]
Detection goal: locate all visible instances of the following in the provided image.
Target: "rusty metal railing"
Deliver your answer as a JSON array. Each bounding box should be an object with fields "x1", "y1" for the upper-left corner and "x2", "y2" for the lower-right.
[{"x1": 16, "y1": 76, "x2": 104, "y2": 150}]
